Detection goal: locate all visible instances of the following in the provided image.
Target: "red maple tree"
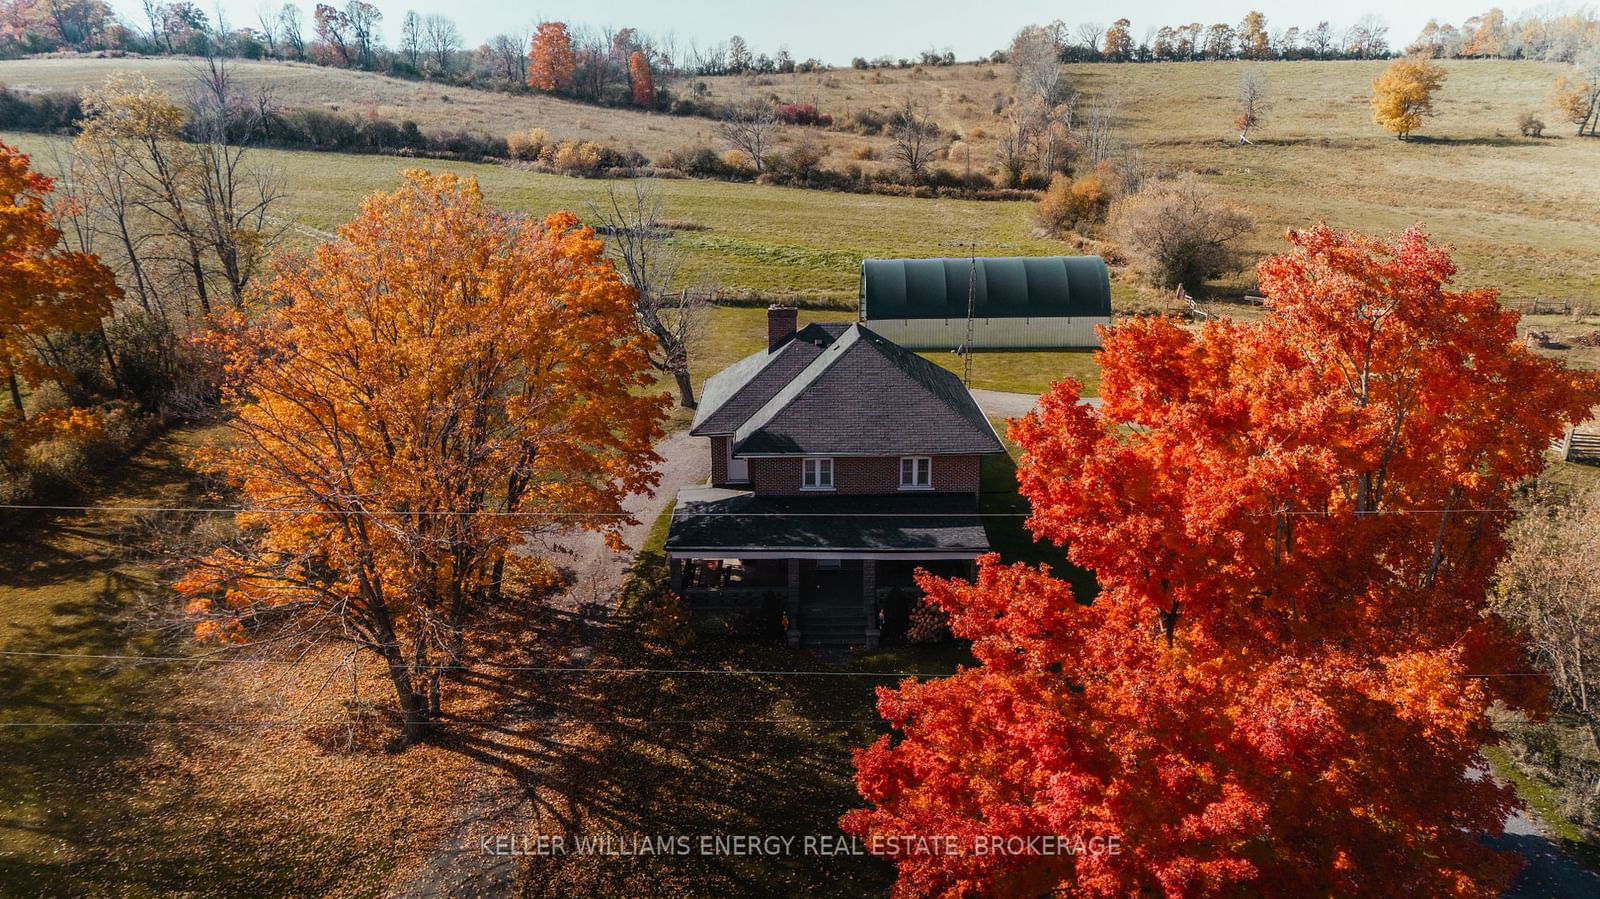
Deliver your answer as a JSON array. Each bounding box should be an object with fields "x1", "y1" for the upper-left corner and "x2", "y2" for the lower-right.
[
  {"x1": 628, "y1": 50, "x2": 654, "y2": 107},
  {"x1": 843, "y1": 225, "x2": 1600, "y2": 897}
]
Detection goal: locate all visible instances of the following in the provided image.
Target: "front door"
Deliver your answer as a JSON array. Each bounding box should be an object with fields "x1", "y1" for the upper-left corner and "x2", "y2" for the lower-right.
[{"x1": 726, "y1": 441, "x2": 748, "y2": 483}]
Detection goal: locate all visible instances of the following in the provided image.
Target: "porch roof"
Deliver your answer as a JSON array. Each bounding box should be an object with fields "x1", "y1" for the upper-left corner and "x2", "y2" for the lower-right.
[{"x1": 664, "y1": 487, "x2": 989, "y2": 558}]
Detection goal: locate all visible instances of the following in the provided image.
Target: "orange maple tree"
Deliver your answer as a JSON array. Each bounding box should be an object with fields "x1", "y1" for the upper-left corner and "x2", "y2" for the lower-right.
[
  {"x1": 843, "y1": 225, "x2": 1600, "y2": 896},
  {"x1": 0, "y1": 141, "x2": 118, "y2": 453},
  {"x1": 177, "y1": 171, "x2": 666, "y2": 743},
  {"x1": 527, "y1": 21, "x2": 576, "y2": 93},
  {"x1": 628, "y1": 50, "x2": 654, "y2": 107}
]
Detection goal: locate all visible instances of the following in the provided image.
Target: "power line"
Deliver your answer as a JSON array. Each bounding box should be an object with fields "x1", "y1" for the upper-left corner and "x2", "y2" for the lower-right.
[
  {"x1": 0, "y1": 649, "x2": 953, "y2": 678},
  {"x1": 0, "y1": 650, "x2": 1548, "y2": 681},
  {"x1": 0, "y1": 717, "x2": 885, "y2": 729},
  {"x1": 2, "y1": 502, "x2": 1531, "y2": 518},
  {"x1": 0, "y1": 502, "x2": 1035, "y2": 517}
]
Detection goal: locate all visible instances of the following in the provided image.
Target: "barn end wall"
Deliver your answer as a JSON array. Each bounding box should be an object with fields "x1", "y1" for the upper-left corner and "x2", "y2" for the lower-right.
[{"x1": 862, "y1": 316, "x2": 1108, "y2": 350}]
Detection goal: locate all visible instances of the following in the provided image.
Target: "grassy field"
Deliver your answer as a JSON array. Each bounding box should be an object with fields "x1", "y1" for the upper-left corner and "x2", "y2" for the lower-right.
[
  {"x1": 0, "y1": 426, "x2": 463, "y2": 896},
  {"x1": 4, "y1": 130, "x2": 1105, "y2": 395},
  {"x1": 5, "y1": 55, "x2": 1597, "y2": 305},
  {"x1": 0, "y1": 54, "x2": 902, "y2": 174},
  {"x1": 704, "y1": 58, "x2": 1600, "y2": 301},
  {"x1": 0, "y1": 130, "x2": 1063, "y2": 305}
]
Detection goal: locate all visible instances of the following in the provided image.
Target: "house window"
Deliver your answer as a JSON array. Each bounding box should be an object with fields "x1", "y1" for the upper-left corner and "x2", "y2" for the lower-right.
[
  {"x1": 802, "y1": 457, "x2": 834, "y2": 490},
  {"x1": 900, "y1": 456, "x2": 932, "y2": 489}
]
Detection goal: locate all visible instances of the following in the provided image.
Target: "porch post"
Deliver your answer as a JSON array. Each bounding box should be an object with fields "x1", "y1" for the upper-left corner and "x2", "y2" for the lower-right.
[
  {"x1": 668, "y1": 557, "x2": 685, "y2": 592},
  {"x1": 863, "y1": 559, "x2": 880, "y2": 648},
  {"x1": 786, "y1": 558, "x2": 802, "y2": 647}
]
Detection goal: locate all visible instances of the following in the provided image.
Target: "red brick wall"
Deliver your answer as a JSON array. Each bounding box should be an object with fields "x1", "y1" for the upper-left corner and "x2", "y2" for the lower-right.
[
  {"x1": 710, "y1": 435, "x2": 729, "y2": 486},
  {"x1": 747, "y1": 455, "x2": 981, "y2": 496}
]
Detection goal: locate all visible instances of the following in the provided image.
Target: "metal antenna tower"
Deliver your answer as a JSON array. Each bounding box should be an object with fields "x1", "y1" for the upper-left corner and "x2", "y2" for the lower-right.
[{"x1": 964, "y1": 246, "x2": 976, "y2": 386}]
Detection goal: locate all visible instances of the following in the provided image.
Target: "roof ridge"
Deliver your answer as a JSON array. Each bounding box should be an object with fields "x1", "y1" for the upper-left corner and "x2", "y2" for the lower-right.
[
  {"x1": 690, "y1": 322, "x2": 849, "y2": 435},
  {"x1": 732, "y1": 324, "x2": 863, "y2": 448}
]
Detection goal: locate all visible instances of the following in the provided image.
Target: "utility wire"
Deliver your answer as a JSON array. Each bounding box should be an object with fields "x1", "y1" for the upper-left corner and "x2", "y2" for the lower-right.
[
  {"x1": 0, "y1": 717, "x2": 885, "y2": 729},
  {"x1": 0, "y1": 502, "x2": 1533, "y2": 517},
  {"x1": 0, "y1": 503, "x2": 1031, "y2": 517},
  {"x1": 0, "y1": 646, "x2": 947, "y2": 675},
  {"x1": 0, "y1": 650, "x2": 1548, "y2": 680}
]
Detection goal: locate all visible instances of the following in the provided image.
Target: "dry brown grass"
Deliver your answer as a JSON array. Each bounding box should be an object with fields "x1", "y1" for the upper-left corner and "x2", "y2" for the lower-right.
[
  {"x1": 0, "y1": 54, "x2": 895, "y2": 174},
  {"x1": 703, "y1": 58, "x2": 1600, "y2": 300}
]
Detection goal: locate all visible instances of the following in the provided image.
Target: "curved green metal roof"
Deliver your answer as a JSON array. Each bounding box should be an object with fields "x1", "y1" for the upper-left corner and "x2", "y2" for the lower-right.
[{"x1": 859, "y1": 256, "x2": 1111, "y2": 320}]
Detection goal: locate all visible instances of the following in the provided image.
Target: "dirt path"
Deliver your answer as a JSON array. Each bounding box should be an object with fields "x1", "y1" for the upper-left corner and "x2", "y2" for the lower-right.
[{"x1": 390, "y1": 428, "x2": 707, "y2": 899}]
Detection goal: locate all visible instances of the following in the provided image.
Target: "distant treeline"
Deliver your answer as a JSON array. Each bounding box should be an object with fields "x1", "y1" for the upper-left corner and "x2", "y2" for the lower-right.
[{"x1": 1002, "y1": 9, "x2": 1598, "y2": 66}]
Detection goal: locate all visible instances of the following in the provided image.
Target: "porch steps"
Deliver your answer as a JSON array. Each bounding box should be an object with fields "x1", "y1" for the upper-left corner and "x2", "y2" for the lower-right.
[{"x1": 799, "y1": 602, "x2": 871, "y2": 652}]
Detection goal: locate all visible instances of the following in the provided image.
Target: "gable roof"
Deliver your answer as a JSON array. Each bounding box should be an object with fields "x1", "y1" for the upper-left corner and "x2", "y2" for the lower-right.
[
  {"x1": 730, "y1": 324, "x2": 1004, "y2": 457},
  {"x1": 690, "y1": 323, "x2": 848, "y2": 436},
  {"x1": 860, "y1": 256, "x2": 1111, "y2": 321}
]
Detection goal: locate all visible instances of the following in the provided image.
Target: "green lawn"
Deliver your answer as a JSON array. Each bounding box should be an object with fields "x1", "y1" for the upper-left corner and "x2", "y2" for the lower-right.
[
  {"x1": 0, "y1": 428, "x2": 423, "y2": 895},
  {"x1": 690, "y1": 304, "x2": 1098, "y2": 398},
  {"x1": 0, "y1": 430, "x2": 197, "y2": 882},
  {"x1": 2, "y1": 132, "x2": 1062, "y2": 307}
]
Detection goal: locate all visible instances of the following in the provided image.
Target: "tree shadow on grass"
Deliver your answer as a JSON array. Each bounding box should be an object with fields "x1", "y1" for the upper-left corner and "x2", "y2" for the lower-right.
[
  {"x1": 412, "y1": 599, "x2": 908, "y2": 898},
  {"x1": 1405, "y1": 134, "x2": 1544, "y2": 148}
]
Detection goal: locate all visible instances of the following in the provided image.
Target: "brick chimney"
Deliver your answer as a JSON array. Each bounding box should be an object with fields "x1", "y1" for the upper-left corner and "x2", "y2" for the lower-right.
[{"x1": 767, "y1": 304, "x2": 798, "y2": 352}]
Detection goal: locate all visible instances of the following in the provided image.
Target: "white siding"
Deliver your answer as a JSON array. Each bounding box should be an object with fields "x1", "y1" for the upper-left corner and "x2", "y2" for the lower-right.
[{"x1": 863, "y1": 316, "x2": 1108, "y2": 350}]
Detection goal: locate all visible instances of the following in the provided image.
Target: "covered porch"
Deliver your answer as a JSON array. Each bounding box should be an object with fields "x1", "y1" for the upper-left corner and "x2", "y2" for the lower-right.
[{"x1": 663, "y1": 487, "x2": 987, "y2": 650}]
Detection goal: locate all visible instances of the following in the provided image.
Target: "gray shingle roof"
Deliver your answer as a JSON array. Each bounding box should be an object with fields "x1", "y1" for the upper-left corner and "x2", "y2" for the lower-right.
[
  {"x1": 689, "y1": 323, "x2": 848, "y2": 436},
  {"x1": 665, "y1": 487, "x2": 989, "y2": 554},
  {"x1": 730, "y1": 324, "x2": 1004, "y2": 456}
]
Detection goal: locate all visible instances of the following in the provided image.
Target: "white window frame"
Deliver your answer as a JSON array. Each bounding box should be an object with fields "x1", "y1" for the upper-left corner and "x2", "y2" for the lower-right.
[
  {"x1": 801, "y1": 457, "x2": 834, "y2": 491},
  {"x1": 899, "y1": 456, "x2": 933, "y2": 490}
]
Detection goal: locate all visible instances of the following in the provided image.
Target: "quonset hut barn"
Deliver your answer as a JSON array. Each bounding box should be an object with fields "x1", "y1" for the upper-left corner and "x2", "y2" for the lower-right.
[{"x1": 858, "y1": 256, "x2": 1112, "y2": 349}]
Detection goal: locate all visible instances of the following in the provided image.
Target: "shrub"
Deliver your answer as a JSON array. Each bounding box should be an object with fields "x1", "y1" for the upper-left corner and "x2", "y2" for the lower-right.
[
  {"x1": 776, "y1": 102, "x2": 832, "y2": 126},
  {"x1": 1518, "y1": 111, "x2": 1546, "y2": 137},
  {"x1": 1036, "y1": 165, "x2": 1119, "y2": 235},
  {"x1": 505, "y1": 128, "x2": 544, "y2": 159},
  {"x1": 21, "y1": 381, "x2": 70, "y2": 417},
  {"x1": 1110, "y1": 173, "x2": 1255, "y2": 292},
  {"x1": 22, "y1": 436, "x2": 91, "y2": 491},
  {"x1": 551, "y1": 140, "x2": 601, "y2": 174},
  {"x1": 656, "y1": 144, "x2": 730, "y2": 178},
  {"x1": 720, "y1": 148, "x2": 753, "y2": 172},
  {"x1": 643, "y1": 591, "x2": 694, "y2": 647},
  {"x1": 851, "y1": 144, "x2": 879, "y2": 160},
  {"x1": 850, "y1": 108, "x2": 889, "y2": 134},
  {"x1": 0, "y1": 85, "x2": 83, "y2": 130},
  {"x1": 779, "y1": 138, "x2": 826, "y2": 178}
]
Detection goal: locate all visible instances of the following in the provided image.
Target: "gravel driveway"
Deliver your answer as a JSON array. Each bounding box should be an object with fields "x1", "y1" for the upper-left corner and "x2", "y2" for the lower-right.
[{"x1": 968, "y1": 388, "x2": 1101, "y2": 421}]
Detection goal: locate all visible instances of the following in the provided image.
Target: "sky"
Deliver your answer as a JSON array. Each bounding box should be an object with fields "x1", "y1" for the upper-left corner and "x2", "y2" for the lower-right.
[{"x1": 129, "y1": 0, "x2": 1538, "y2": 65}]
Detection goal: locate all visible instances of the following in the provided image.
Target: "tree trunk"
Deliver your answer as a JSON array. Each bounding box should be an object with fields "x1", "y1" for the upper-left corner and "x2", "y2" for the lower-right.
[
  {"x1": 673, "y1": 368, "x2": 697, "y2": 409},
  {"x1": 379, "y1": 647, "x2": 429, "y2": 744},
  {"x1": 188, "y1": 248, "x2": 212, "y2": 316},
  {"x1": 7, "y1": 372, "x2": 24, "y2": 421},
  {"x1": 98, "y1": 323, "x2": 123, "y2": 394}
]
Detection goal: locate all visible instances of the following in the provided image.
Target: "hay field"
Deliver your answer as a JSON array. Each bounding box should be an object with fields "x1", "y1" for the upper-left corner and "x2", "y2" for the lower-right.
[{"x1": 702, "y1": 58, "x2": 1600, "y2": 300}]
